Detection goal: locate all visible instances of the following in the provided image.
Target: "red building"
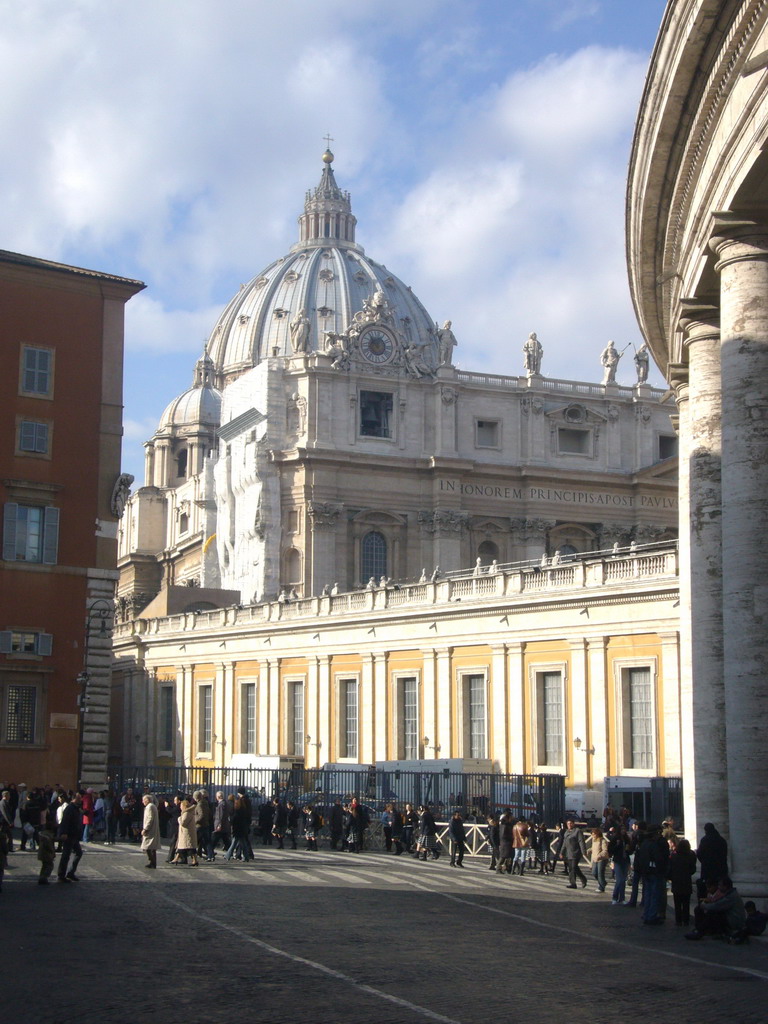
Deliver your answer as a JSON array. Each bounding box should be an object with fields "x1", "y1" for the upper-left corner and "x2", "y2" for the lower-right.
[{"x1": 0, "y1": 250, "x2": 144, "y2": 789}]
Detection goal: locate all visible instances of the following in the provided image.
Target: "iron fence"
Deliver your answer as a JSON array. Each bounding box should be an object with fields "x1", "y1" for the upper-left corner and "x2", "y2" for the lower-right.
[{"x1": 109, "y1": 765, "x2": 565, "y2": 824}]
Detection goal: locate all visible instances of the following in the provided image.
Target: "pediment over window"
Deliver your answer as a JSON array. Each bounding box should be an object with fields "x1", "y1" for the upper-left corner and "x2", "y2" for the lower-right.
[{"x1": 544, "y1": 403, "x2": 607, "y2": 426}]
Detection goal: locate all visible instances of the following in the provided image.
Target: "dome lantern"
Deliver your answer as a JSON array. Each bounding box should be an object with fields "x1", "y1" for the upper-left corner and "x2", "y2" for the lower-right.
[{"x1": 297, "y1": 150, "x2": 357, "y2": 247}]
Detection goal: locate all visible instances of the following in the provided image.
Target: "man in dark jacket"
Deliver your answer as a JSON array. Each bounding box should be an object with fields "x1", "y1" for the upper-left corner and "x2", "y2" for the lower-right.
[
  {"x1": 57, "y1": 792, "x2": 83, "y2": 882},
  {"x1": 449, "y1": 812, "x2": 466, "y2": 867},
  {"x1": 561, "y1": 819, "x2": 588, "y2": 889},
  {"x1": 329, "y1": 799, "x2": 344, "y2": 850},
  {"x1": 696, "y1": 822, "x2": 728, "y2": 896},
  {"x1": 635, "y1": 825, "x2": 670, "y2": 924}
]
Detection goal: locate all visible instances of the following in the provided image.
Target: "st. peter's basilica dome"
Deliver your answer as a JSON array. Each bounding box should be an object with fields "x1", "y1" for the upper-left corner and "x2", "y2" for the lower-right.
[{"x1": 204, "y1": 151, "x2": 439, "y2": 384}]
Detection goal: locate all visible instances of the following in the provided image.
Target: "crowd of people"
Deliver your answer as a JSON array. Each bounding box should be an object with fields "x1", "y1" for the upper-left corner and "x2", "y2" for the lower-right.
[{"x1": 1, "y1": 781, "x2": 766, "y2": 944}]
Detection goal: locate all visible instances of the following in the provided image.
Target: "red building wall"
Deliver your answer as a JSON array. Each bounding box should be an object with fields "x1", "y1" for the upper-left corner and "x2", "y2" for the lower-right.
[{"x1": 0, "y1": 252, "x2": 144, "y2": 789}]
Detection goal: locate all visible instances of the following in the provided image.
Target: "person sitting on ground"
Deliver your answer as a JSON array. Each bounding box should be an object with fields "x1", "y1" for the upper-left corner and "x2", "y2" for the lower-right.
[
  {"x1": 742, "y1": 900, "x2": 768, "y2": 937},
  {"x1": 686, "y1": 876, "x2": 746, "y2": 941}
]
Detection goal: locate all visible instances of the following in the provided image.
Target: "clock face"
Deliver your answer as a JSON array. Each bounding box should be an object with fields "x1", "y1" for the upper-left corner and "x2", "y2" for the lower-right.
[{"x1": 360, "y1": 328, "x2": 395, "y2": 364}]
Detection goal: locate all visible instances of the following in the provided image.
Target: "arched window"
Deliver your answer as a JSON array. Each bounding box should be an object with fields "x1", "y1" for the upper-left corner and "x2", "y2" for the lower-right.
[
  {"x1": 176, "y1": 448, "x2": 188, "y2": 479},
  {"x1": 477, "y1": 540, "x2": 499, "y2": 566},
  {"x1": 361, "y1": 531, "x2": 387, "y2": 582}
]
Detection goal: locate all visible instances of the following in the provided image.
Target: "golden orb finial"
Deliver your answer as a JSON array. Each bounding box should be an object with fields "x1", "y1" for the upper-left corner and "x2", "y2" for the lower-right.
[{"x1": 322, "y1": 148, "x2": 334, "y2": 164}]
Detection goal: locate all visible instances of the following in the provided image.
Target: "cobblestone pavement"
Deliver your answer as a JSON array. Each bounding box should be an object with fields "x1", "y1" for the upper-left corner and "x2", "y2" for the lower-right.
[{"x1": 2, "y1": 843, "x2": 766, "y2": 1024}]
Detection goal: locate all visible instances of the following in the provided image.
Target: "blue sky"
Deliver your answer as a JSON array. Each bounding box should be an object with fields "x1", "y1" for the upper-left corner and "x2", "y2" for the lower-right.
[{"x1": 1, "y1": 0, "x2": 668, "y2": 483}]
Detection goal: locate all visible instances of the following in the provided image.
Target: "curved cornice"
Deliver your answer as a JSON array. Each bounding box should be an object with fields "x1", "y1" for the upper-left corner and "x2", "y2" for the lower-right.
[{"x1": 627, "y1": 0, "x2": 768, "y2": 369}]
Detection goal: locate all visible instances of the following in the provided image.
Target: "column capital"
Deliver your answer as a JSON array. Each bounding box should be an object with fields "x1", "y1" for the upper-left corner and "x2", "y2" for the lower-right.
[
  {"x1": 710, "y1": 211, "x2": 768, "y2": 269},
  {"x1": 678, "y1": 298, "x2": 720, "y2": 349},
  {"x1": 667, "y1": 362, "x2": 689, "y2": 406}
]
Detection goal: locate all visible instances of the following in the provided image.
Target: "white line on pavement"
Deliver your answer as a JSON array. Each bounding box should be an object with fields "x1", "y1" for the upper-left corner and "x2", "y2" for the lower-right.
[
  {"x1": 156, "y1": 891, "x2": 466, "y2": 1024},
  {"x1": 395, "y1": 874, "x2": 768, "y2": 983}
]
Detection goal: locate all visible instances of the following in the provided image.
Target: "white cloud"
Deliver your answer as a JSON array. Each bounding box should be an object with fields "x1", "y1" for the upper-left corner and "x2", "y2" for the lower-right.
[
  {"x1": 125, "y1": 294, "x2": 223, "y2": 354},
  {"x1": 376, "y1": 45, "x2": 658, "y2": 385}
]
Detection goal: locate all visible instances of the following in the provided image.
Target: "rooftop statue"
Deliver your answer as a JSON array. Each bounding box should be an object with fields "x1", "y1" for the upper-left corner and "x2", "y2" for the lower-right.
[
  {"x1": 634, "y1": 342, "x2": 650, "y2": 384},
  {"x1": 437, "y1": 320, "x2": 458, "y2": 366},
  {"x1": 523, "y1": 331, "x2": 543, "y2": 376}
]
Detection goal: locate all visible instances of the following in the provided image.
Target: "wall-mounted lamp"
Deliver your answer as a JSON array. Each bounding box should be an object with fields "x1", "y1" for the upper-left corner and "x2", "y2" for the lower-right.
[
  {"x1": 423, "y1": 735, "x2": 441, "y2": 755},
  {"x1": 573, "y1": 737, "x2": 595, "y2": 755}
]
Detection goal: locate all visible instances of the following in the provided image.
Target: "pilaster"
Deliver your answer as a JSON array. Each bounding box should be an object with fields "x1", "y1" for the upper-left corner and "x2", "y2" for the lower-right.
[
  {"x1": 489, "y1": 644, "x2": 509, "y2": 772},
  {"x1": 506, "y1": 642, "x2": 524, "y2": 774}
]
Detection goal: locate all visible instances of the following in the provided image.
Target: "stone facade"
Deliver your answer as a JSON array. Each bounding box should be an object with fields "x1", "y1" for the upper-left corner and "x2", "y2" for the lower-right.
[
  {"x1": 118, "y1": 155, "x2": 678, "y2": 615},
  {"x1": 112, "y1": 544, "x2": 681, "y2": 815}
]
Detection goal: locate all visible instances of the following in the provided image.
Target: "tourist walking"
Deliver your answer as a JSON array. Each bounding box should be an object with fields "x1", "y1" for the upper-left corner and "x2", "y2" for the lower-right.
[
  {"x1": 57, "y1": 792, "x2": 84, "y2": 883},
  {"x1": 668, "y1": 837, "x2": 697, "y2": 926},
  {"x1": 560, "y1": 818, "x2": 588, "y2": 889},
  {"x1": 497, "y1": 810, "x2": 514, "y2": 874},
  {"x1": 486, "y1": 814, "x2": 500, "y2": 871},
  {"x1": 512, "y1": 818, "x2": 530, "y2": 875},
  {"x1": 590, "y1": 827, "x2": 610, "y2": 892},
  {"x1": 608, "y1": 826, "x2": 630, "y2": 904},
  {"x1": 449, "y1": 811, "x2": 466, "y2": 867},
  {"x1": 141, "y1": 794, "x2": 161, "y2": 869},
  {"x1": 225, "y1": 796, "x2": 253, "y2": 861},
  {"x1": 174, "y1": 797, "x2": 198, "y2": 866}
]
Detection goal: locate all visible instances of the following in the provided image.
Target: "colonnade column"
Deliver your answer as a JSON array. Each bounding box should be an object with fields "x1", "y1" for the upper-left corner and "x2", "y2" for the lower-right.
[
  {"x1": 674, "y1": 302, "x2": 727, "y2": 844},
  {"x1": 711, "y1": 214, "x2": 768, "y2": 894}
]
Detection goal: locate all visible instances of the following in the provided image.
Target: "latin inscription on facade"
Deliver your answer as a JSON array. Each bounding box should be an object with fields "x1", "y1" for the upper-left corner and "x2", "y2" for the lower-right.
[{"x1": 438, "y1": 479, "x2": 677, "y2": 510}]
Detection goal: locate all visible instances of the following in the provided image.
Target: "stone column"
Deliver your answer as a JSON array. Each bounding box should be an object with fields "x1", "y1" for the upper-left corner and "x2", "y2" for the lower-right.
[
  {"x1": 710, "y1": 214, "x2": 768, "y2": 894},
  {"x1": 674, "y1": 301, "x2": 727, "y2": 845}
]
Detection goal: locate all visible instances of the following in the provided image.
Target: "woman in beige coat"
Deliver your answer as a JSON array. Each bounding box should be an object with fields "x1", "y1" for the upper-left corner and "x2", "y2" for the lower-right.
[
  {"x1": 590, "y1": 827, "x2": 610, "y2": 893},
  {"x1": 140, "y1": 794, "x2": 161, "y2": 869},
  {"x1": 174, "y1": 798, "x2": 198, "y2": 866}
]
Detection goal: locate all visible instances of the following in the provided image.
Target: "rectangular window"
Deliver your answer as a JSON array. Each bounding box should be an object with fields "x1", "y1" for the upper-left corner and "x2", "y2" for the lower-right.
[
  {"x1": 628, "y1": 667, "x2": 653, "y2": 770},
  {"x1": 159, "y1": 686, "x2": 174, "y2": 753},
  {"x1": 6, "y1": 685, "x2": 37, "y2": 743},
  {"x1": 401, "y1": 676, "x2": 419, "y2": 760},
  {"x1": 536, "y1": 670, "x2": 564, "y2": 767},
  {"x1": 241, "y1": 682, "x2": 257, "y2": 754},
  {"x1": 18, "y1": 420, "x2": 50, "y2": 455},
  {"x1": 339, "y1": 678, "x2": 358, "y2": 759},
  {"x1": 3, "y1": 504, "x2": 59, "y2": 564},
  {"x1": 463, "y1": 673, "x2": 487, "y2": 759},
  {"x1": 21, "y1": 346, "x2": 53, "y2": 397},
  {"x1": 658, "y1": 435, "x2": 678, "y2": 460},
  {"x1": 0, "y1": 631, "x2": 53, "y2": 656},
  {"x1": 198, "y1": 684, "x2": 213, "y2": 753},
  {"x1": 475, "y1": 419, "x2": 499, "y2": 448},
  {"x1": 289, "y1": 681, "x2": 304, "y2": 757},
  {"x1": 558, "y1": 427, "x2": 591, "y2": 455},
  {"x1": 359, "y1": 391, "x2": 393, "y2": 438}
]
